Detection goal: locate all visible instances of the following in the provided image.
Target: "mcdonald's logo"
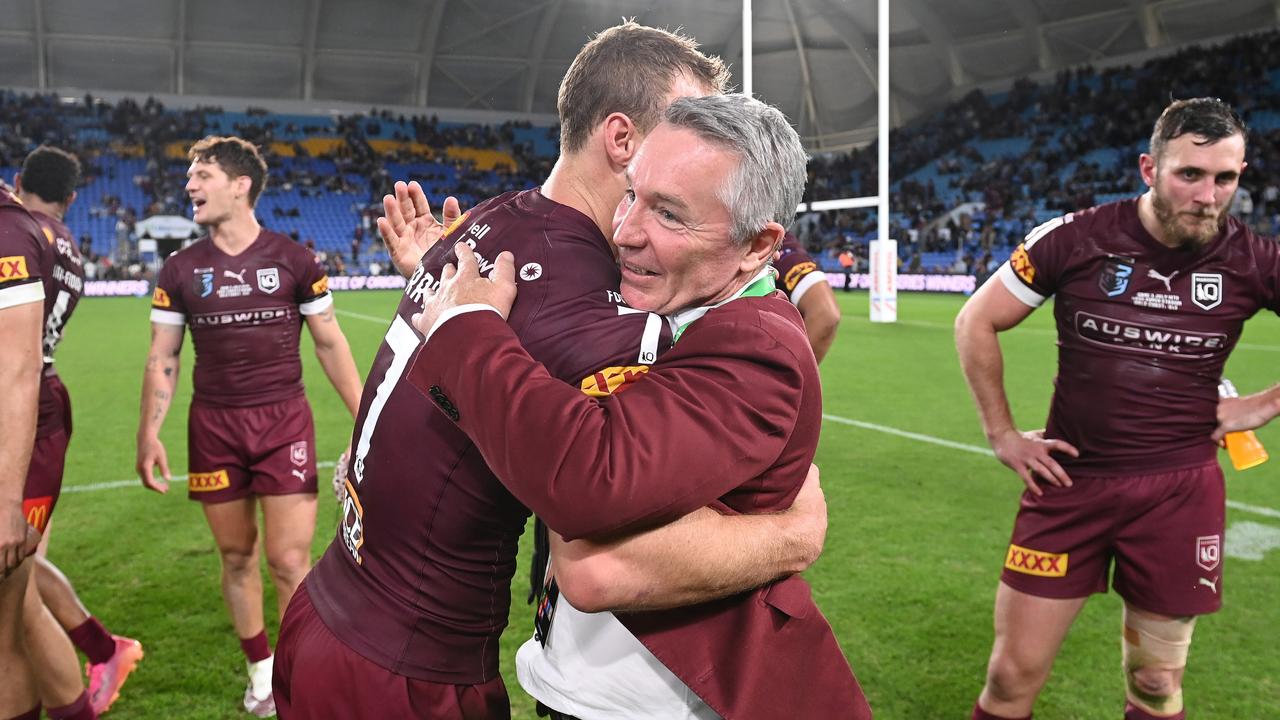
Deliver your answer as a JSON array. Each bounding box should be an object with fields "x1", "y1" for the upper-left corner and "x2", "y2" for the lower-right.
[
  {"x1": 23, "y1": 496, "x2": 53, "y2": 533},
  {"x1": 311, "y1": 276, "x2": 329, "y2": 295},
  {"x1": 153, "y1": 287, "x2": 171, "y2": 308}
]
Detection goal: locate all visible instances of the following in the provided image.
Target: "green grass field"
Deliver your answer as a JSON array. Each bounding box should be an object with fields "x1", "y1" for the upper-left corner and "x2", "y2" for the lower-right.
[{"x1": 42, "y1": 289, "x2": 1280, "y2": 719}]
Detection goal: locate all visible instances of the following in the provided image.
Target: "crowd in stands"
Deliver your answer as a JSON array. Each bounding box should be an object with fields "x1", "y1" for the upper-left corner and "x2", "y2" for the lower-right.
[{"x1": 4, "y1": 28, "x2": 1280, "y2": 280}]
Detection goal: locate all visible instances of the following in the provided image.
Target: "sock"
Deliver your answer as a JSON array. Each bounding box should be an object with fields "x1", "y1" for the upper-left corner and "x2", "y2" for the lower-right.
[
  {"x1": 1125, "y1": 702, "x2": 1184, "y2": 720},
  {"x1": 46, "y1": 692, "x2": 94, "y2": 720},
  {"x1": 68, "y1": 617, "x2": 116, "y2": 665},
  {"x1": 239, "y1": 630, "x2": 271, "y2": 664},
  {"x1": 972, "y1": 702, "x2": 1032, "y2": 720},
  {"x1": 3, "y1": 705, "x2": 40, "y2": 720}
]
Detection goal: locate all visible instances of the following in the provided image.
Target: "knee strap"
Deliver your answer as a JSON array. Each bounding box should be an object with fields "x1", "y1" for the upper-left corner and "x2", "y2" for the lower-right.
[{"x1": 1122, "y1": 609, "x2": 1195, "y2": 716}]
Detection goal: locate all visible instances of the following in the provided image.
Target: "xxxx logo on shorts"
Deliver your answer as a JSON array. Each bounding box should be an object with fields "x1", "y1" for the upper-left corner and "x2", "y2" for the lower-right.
[
  {"x1": 1005, "y1": 543, "x2": 1068, "y2": 577},
  {"x1": 23, "y1": 496, "x2": 53, "y2": 533},
  {"x1": 189, "y1": 469, "x2": 231, "y2": 492}
]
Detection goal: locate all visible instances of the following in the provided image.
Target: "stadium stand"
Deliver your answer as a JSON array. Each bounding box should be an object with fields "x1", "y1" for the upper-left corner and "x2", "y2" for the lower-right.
[{"x1": 4, "y1": 29, "x2": 1280, "y2": 281}]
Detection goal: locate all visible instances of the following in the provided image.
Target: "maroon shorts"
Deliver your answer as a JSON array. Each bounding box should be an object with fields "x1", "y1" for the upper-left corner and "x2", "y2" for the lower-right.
[
  {"x1": 186, "y1": 395, "x2": 318, "y2": 503},
  {"x1": 274, "y1": 583, "x2": 510, "y2": 720},
  {"x1": 24, "y1": 373, "x2": 73, "y2": 533},
  {"x1": 1001, "y1": 460, "x2": 1225, "y2": 616}
]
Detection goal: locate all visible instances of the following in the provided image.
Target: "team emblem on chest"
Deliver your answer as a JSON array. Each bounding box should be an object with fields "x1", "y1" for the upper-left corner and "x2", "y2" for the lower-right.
[
  {"x1": 194, "y1": 269, "x2": 215, "y2": 298},
  {"x1": 257, "y1": 267, "x2": 281, "y2": 294},
  {"x1": 1097, "y1": 256, "x2": 1134, "y2": 297},
  {"x1": 1191, "y1": 273, "x2": 1223, "y2": 311}
]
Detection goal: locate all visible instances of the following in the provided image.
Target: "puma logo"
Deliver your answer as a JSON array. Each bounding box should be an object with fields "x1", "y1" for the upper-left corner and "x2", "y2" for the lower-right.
[
  {"x1": 1198, "y1": 576, "x2": 1218, "y2": 593},
  {"x1": 291, "y1": 469, "x2": 307, "y2": 483},
  {"x1": 1147, "y1": 268, "x2": 1179, "y2": 292},
  {"x1": 224, "y1": 269, "x2": 246, "y2": 283}
]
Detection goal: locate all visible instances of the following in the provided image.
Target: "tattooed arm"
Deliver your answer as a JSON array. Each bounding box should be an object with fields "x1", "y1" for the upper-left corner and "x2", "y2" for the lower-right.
[{"x1": 136, "y1": 323, "x2": 184, "y2": 493}]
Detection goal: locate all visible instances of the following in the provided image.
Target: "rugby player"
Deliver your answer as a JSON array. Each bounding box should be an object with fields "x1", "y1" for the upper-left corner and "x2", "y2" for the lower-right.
[
  {"x1": 955, "y1": 98, "x2": 1279, "y2": 720},
  {"x1": 276, "y1": 23, "x2": 831, "y2": 720},
  {"x1": 136, "y1": 136, "x2": 363, "y2": 717},
  {"x1": 775, "y1": 231, "x2": 841, "y2": 362},
  {"x1": 16, "y1": 148, "x2": 144, "y2": 716},
  {"x1": 0, "y1": 147, "x2": 99, "y2": 720},
  {"x1": 405, "y1": 93, "x2": 870, "y2": 720}
]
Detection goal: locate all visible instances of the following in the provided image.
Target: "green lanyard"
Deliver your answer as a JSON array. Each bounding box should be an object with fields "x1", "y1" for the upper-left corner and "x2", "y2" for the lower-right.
[{"x1": 672, "y1": 271, "x2": 776, "y2": 344}]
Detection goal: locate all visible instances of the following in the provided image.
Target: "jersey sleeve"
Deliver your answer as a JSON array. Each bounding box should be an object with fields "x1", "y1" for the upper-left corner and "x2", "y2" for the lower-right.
[
  {"x1": 295, "y1": 248, "x2": 332, "y2": 316},
  {"x1": 1253, "y1": 230, "x2": 1280, "y2": 317},
  {"x1": 0, "y1": 205, "x2": 47, "y2": 311},
  {"x1": 995, "y1": 213, "x2": 1075, "y2": 307},
  {"x1": 150, "y1": 255, "x2": 187, "y2": 325},
  {"x1": 775, "y1": 236, "x2": 827, "y2": 305}
]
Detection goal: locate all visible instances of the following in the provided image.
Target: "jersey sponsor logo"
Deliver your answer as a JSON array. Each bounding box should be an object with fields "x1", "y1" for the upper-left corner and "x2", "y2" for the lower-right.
[
  {"x1": 1074, "y1": 311, "x2": 1226, "y2": 358},
  {"x1": 1098, "y1": 257, "x2": 1134, "y2": 297},
  {"x1": 0, "y1": 255, "x2": 30, "y2": 281},
  {"x1": 784, "y1": 261, "x2": 817, "y2": 292},
  {"x1": 194, "y1": 271, "x2": 214, "y2": 298},
  {"x1": 1147, "y1": 268, "x2": 1179, "y2": 293},
  {"x1": 190, "y1": 306, "x2": 291, "y2": 328},
  {"x1": 23, "y1": 496, "x2": 52, "y2": 533},
  {"x1": 311, "y1": 276, "x2": 329, "y2": 295},
  {"x1": 1191, "y1": 273, "x2": 1223, "y2": 311},
  {"x1": 1009, "y1": 244, "x2": 1036, "y2": 285},
  {"x1": 50, "y1": 265, "x2": 83, "y2": 294},
  {"x1": 290, "y1": 440, "x2": 308, "y2": 467},
  {"x1": 188, "y1": 469, "x2": 231, "y2": 492},
  {"x1": 1005, "y1": 543, "x2": 1068, "y2": 577},
  {"x1": 152, "y1": 287, "x2": 171, "y2": 308},
  {"x1": 257, "y1": 267, "x2": 280, "y2": 294},
  {"x1": 580, "y1": 365, "x2": 650, "y2": 397},
  {"x1": 41, "y1": 226, "x2": 54, "y2": 244},
  {"x1": 519, "y1": 263, "x2": 543, "y2": 281},
  {"x1": 224, "y1": 269, "x2": 246, "y2": 283},
  {"x1": 1196, "y1": 534, "x2": 1221, "y2": 571},
  {"x1": 340, "y1": 479, "x2": 365, "y2": 565}
]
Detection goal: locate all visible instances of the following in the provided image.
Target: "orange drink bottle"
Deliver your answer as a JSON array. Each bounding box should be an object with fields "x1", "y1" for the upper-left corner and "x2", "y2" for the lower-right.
[{"x1": 1219, "y1": 379, "x2": 1269, "y2": 471}]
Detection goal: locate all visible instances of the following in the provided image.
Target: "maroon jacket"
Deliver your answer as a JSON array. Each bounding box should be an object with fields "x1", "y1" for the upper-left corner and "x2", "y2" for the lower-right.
[{"x1": 407, "y1": 293, "x2": 871, "y2": 719}]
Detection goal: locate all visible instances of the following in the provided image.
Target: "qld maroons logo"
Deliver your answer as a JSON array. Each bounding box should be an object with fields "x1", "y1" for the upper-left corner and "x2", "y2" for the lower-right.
[
  {"x1": 290, "y1": 441, "x2": 308, "y2": 467},
  {"x1": 1196, "y1": 534, "x2": 1221, "y2": 571},
  {"x1": 257, "y1": 267, "x2": 281, "y2": 294},
  {"x1": 1191, "y1": 273, "x2": 1223, "y2": 311}
]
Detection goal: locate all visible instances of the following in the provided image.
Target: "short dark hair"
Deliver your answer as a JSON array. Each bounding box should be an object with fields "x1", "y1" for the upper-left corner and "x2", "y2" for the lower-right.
[
  {"x1": 188, "y1": 135, "x2": 268, "y2": 206},
  {"x1": 557, "y1": 20, "x2": 730, "y2": 155},
  {"x1": 1149, "y1": 98, "x2": 1247, "y2": 159},
  {"x1": 21, "y1": 146, "x2": 81, "y2": 205}
]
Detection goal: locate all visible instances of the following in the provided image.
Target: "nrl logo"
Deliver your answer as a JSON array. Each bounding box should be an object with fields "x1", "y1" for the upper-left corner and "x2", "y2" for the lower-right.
[
  {"x1": 1191, "y1": 273, "x2": 1222, "y2": 311},
  {"x1": 257, "y1": 267, "x2": 281, "y2": 294}
]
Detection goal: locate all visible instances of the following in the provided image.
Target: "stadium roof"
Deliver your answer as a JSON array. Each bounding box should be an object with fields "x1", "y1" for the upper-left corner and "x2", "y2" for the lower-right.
[{"x1": 0, "y1": 0, "x2": 1273, "y2": 150}]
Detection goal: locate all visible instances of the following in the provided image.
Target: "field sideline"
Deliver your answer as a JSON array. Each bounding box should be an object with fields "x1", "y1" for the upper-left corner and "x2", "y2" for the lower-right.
[{"x1": 42, "y1": 289, "x2": 1280, "y2": 719}]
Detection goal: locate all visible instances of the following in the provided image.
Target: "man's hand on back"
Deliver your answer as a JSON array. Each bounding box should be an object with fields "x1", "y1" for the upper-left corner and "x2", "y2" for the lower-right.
[{"x1": 411, "y1": 242, "x2": 517, "y2": 339}]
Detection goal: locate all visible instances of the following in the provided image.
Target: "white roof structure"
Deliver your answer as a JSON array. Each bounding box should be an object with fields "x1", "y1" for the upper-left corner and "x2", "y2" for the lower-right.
[{"x1": 0, "y1": 0, "x2": 1273, "y2": 149}]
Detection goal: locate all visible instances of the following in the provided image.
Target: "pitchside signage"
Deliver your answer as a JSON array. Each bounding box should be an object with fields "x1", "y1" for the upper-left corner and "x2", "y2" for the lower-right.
[
  {"x1": 825, "y1": 271, "x2": 977, "y2": 294},
  {"x1": 83, "y1": 274, "x2": 409, "y2": 297}
]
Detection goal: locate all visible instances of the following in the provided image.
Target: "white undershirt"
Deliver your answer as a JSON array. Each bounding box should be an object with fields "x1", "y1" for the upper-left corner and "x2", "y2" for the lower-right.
[{"x1": 516, "y1": 597, "x2": 720, "y2": 720}]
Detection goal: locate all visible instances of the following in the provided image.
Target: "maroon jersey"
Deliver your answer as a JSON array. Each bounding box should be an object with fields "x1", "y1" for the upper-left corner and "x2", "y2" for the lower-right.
[
  {"x1": 305, "y1": 188, "x2": 672, "y2": 685},
  {"x1": 0, "y1": 191, "x2": 83, "y2": 436},
  {"x1": 774, "y1": 232, "x2": 827, "y2": 306},
  {"x1": 997, "y1": 198, "x2": 1280, "y2": 474},
  {"x1": 150, "y1": 230, "x2": 331, "y2": 408}
]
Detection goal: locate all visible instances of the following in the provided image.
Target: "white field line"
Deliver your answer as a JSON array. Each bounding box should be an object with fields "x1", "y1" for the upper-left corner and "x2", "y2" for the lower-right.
[
  {"x1": 63, "y1": 461, "x2": 337, "y2": 494},
  {"x1": 822, "y1": 414, "x2": 1278, "y2": 520}
]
